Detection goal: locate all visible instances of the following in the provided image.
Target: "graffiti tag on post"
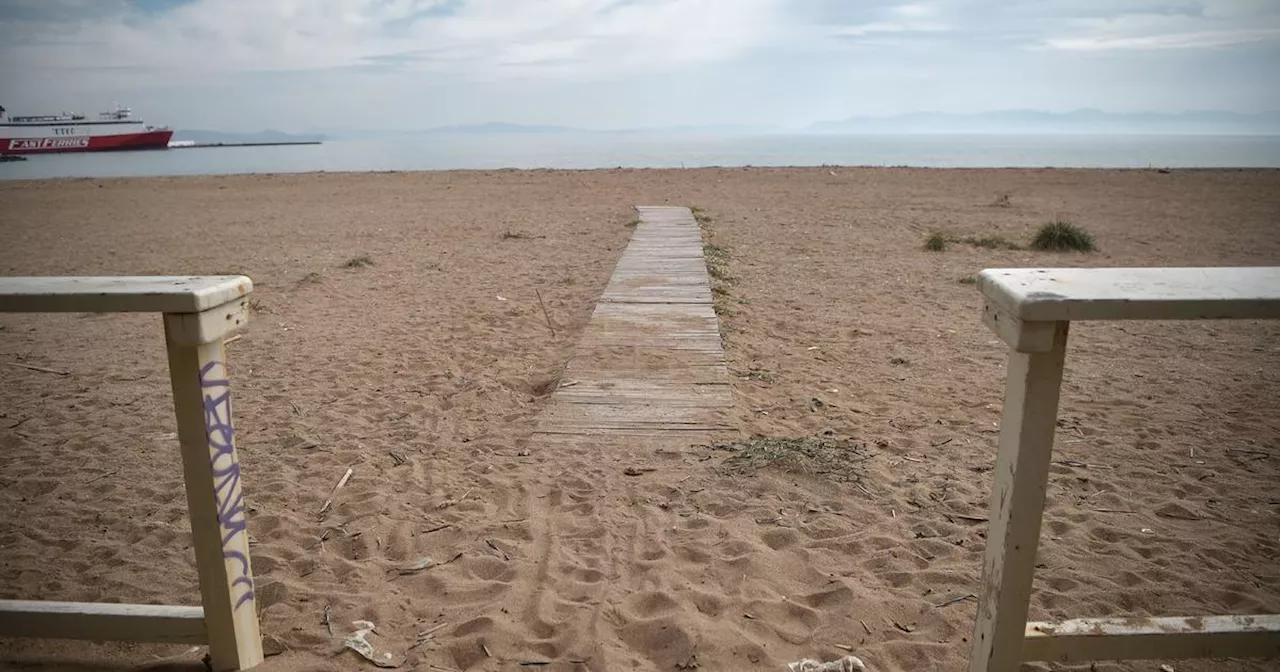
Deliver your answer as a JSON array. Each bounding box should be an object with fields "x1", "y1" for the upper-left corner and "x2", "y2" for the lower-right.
[{"x1": 200, "y1": 360, "x2": 255, "y2": 610}]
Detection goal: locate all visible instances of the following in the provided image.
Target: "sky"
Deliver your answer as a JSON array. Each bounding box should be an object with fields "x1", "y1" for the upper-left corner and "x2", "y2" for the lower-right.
[{"x1": 1, "y1": 0, "x2": 1278, "y2": 132}]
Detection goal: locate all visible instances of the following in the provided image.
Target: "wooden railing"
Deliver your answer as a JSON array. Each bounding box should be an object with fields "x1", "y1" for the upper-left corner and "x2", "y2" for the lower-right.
[
  {"x1": 970, "y1": 267, "x2": 1280, "y2": 670},
  {"x1": 0, "y1": 276, "x2": 263, "y2": 671}
]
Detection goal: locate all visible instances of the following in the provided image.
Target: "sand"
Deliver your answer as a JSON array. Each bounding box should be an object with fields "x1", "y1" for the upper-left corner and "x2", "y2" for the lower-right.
[{"x1": 0, "y1": 167, "x2": 1278, "y2": 671}]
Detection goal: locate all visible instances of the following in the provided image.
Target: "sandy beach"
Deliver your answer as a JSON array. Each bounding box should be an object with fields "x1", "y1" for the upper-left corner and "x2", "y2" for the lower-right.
[{"x1": 1, "y1": 167, "x2": 1278, "y2": 671}]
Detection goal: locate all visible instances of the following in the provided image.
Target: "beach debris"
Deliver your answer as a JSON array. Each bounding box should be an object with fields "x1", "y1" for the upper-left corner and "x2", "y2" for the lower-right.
[
  {"x1": 719, "y1": 435, "x2": 869, "y2": 483},
  {"x1": 408, "y1": 622, "x2": 449, "y2": 651},
  {"x1": 388, "y1": 450, "x2": 408, "y2": 466},
  {"x1": 7, "y1": 361, "x2": 70, "y2": 376},
  {"x1": 944, "y1": 512, "x2": 988, "y2": 524},
  {"x1": 481, "y1": 640, "x2": 492, "y2": 657},
  {"x1": 535, "y1": 289, "x2": 557, "y2": 336},
  {"x1": 83, "y1": 468, "x2": 120, "y2": 484},
  {"x1": 485, "y1": 539, "x2": 509, "y2": 561},
  {"x1": 496, "y1": 295, "x2": 508, "y2": 301},
  {"x1": 398, "y1": 556, "x2": 435, "y2": 574},
  {"x1": 1142, "y1": 528, "x2": 1156, "y2": 534},
  {"x1": 933, "y1": 593, "x2": 977, "y2": 608},
  {"x1": 623, "y1": 467, "x2": 657, "y2": 476},
  {"x1": 323, "y1": 603, "x2": 333, "y2": 635},
  {"x1": 860, "y1": 619, "x2": 871, "y2": 634},
  {"x1": 319, "y1": 467, "x2": 354, "y2": 515},
  {"x1": 787, "y1": 655, "x2": 867, "y2": 671},
  {"x1": 424, "y1": 523, "x2": 451, "y2": 534},
  {"x1": 892, "y1": 620, "x2": 916, "y2": 633},
  {"x1": 342, "y1": 620, "x2": 399, "y2": 668},
  {"x1": 438, "y1": 486, "x2": 474, "y2": 509},
  {"x1": 1159, "y1": 665, "x2": 1175, "y2": 672}
]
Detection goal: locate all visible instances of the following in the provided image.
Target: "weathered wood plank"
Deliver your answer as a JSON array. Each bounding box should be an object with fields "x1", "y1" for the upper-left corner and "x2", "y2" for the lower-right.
[
  {"x1": 1023, "y1": 615, "x2": 1280, "y2": 662},
  {"x1": 0, "y1": 600, "x2": 207, "y2": 644}
]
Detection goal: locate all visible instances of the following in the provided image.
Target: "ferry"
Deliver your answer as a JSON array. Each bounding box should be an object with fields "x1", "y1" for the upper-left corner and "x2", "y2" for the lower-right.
[{"x1": 0, "y1": 104, "x2": 173, "y2": 154}]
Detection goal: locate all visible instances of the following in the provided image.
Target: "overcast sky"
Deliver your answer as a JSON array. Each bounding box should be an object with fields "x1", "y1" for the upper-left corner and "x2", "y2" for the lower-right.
[{"x1": 1, "y1": 0, "x2": 1278, "y2": 131}]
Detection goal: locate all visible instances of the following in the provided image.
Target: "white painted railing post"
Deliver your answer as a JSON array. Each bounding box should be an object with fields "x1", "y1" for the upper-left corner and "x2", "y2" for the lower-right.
[
  {"x1": 165, "y1": 313, "x2": 263, "y2": 671},
  {"x1": 969, "y1": 267, "x2": 1280, "y2": 668},
  {"x1": 970, "y1": 321, "x2": 1069, "y2": 672}
]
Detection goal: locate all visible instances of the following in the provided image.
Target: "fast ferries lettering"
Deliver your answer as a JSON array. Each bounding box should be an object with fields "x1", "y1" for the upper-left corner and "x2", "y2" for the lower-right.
[{"x1": 8, "y1": 137, "x2": 91, "y2": 150}]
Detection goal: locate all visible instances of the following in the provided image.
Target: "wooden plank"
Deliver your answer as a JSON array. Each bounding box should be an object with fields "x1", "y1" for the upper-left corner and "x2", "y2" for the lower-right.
[
  {"x1": 0, "y1": 276, "x2": 252, "y2": 314},
  {"x1": 970, "y1": 322, "x2": 1070, "y2": 672},
  {"x1": 535, "y1": 205, "x2": 731, "y2": 444},
  {"x1": 0, "y1": 600, "x2": 206, "y2": 644},
  {"x1": 1023, "y1": 615, "x2": 1280, "y2": 662},
  {"x1": 978, "y1": 267, "x2": 1280, "y2": 322},
  {"x1": 163, "y1": 324, "x2": 263, "y2": 671}
]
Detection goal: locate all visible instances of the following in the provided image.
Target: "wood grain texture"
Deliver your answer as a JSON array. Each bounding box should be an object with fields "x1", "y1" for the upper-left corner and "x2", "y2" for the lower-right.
[{"x1": 534, "y1": 206, "x2": 732, "y2": 441}]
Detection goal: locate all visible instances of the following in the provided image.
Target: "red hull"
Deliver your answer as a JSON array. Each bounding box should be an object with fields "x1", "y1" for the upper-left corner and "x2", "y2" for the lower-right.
[{"x1": 2, "y1": 130, "x2": 173, "y2": 154}]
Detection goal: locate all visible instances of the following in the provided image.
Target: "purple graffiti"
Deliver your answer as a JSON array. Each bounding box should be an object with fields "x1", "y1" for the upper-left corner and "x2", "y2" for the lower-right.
[{"x1": 200, "y1": 360, "x2": 254, "y2": 610}]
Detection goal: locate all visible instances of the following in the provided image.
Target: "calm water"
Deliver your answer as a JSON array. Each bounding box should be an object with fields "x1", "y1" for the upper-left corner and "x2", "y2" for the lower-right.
[{"x1": 3, "y1": 133, "x2": 1279, "y2": 180}]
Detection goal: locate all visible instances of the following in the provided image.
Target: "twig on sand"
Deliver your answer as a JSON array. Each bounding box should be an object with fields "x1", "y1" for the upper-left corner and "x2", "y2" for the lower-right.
[
  {"x1": 420, "y1": 622, "x2": 449, "y2": 637},
  {"x1": 83, "y1": 469, "x2": 120, "y2": 484},
  {"x1": 486, "y1": 539, "x2": 509, "y2": 561},
  {"x1": 438, "y1": 486, "x2": 475, "y2": 509},
  {"x1": 481, "y1": 641, "x2": 492, "y2": 657},
  {"x1": 223, "y1": 334, "x2": 243, "y2": 345},
  {"x1": 319, "y1": 467, "x2": 354, "y2": 515},
  {"x1": 945, "y1": 512, "x2": 988, "y2": 523},
  {"x1": 8, "y1": 361, "x2": 70, "y2": 376},
  {"x1": 323, "y1": 604, "x2": 333, "y2": 635},
  {"x1": 860, "y1": 619, "x2": 872, "y2": 634},
  {"x1": 1054, "y1": 459, "x2": 1113, "y2": 470},
  {"x1": 535, "y1": 289, "x2": 556, "y2": 336},
  {"x1": 409, "y1": 622, "x2": 449, "y2": 651},
  {"x1": 933, "y1": 593, "x2": 977, "y2": 608},
  {"x1": 1226, "y1": 447, "x2": 1273, "y2": 458}
]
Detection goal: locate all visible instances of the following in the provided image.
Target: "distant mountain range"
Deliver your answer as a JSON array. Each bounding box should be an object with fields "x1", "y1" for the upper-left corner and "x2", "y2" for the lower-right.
[
  {"x1": 317, "y1": 123, "x2": 776, "y2": 138},
  {"x1": 181, "y1": 110, "x2": 1280, "y2": 139},
  {"x1": 806, "y1": 110, "x2": 1280, "y2": 135}
]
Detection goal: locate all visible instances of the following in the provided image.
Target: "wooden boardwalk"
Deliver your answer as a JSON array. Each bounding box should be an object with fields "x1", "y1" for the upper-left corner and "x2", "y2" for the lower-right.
[{"x1": 535, "y1": 206, "x2": 732, "y2": 439}]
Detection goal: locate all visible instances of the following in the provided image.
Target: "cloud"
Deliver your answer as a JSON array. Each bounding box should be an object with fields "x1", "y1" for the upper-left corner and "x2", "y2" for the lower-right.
[
  {"x1": 1, "y1": 0, "x2": 1276, "y2": 129},
  {"x1": 1, "y1": 0, "x2": 787, "y2": 78}
]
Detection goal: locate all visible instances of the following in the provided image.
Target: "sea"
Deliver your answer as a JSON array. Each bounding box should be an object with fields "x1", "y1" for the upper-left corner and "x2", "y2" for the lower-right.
[{"x1": 3, "y1": 133, "x2": 1280, "y2": 180}]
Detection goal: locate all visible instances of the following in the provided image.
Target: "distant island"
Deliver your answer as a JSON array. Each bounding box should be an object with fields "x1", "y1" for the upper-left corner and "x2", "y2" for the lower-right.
[
  {"x1": 185, "y1": 110, "x2": 1280, "y2": 140},
  {"x1": 806, "y1": 110, "x2": 1280, "y2": 135}
]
